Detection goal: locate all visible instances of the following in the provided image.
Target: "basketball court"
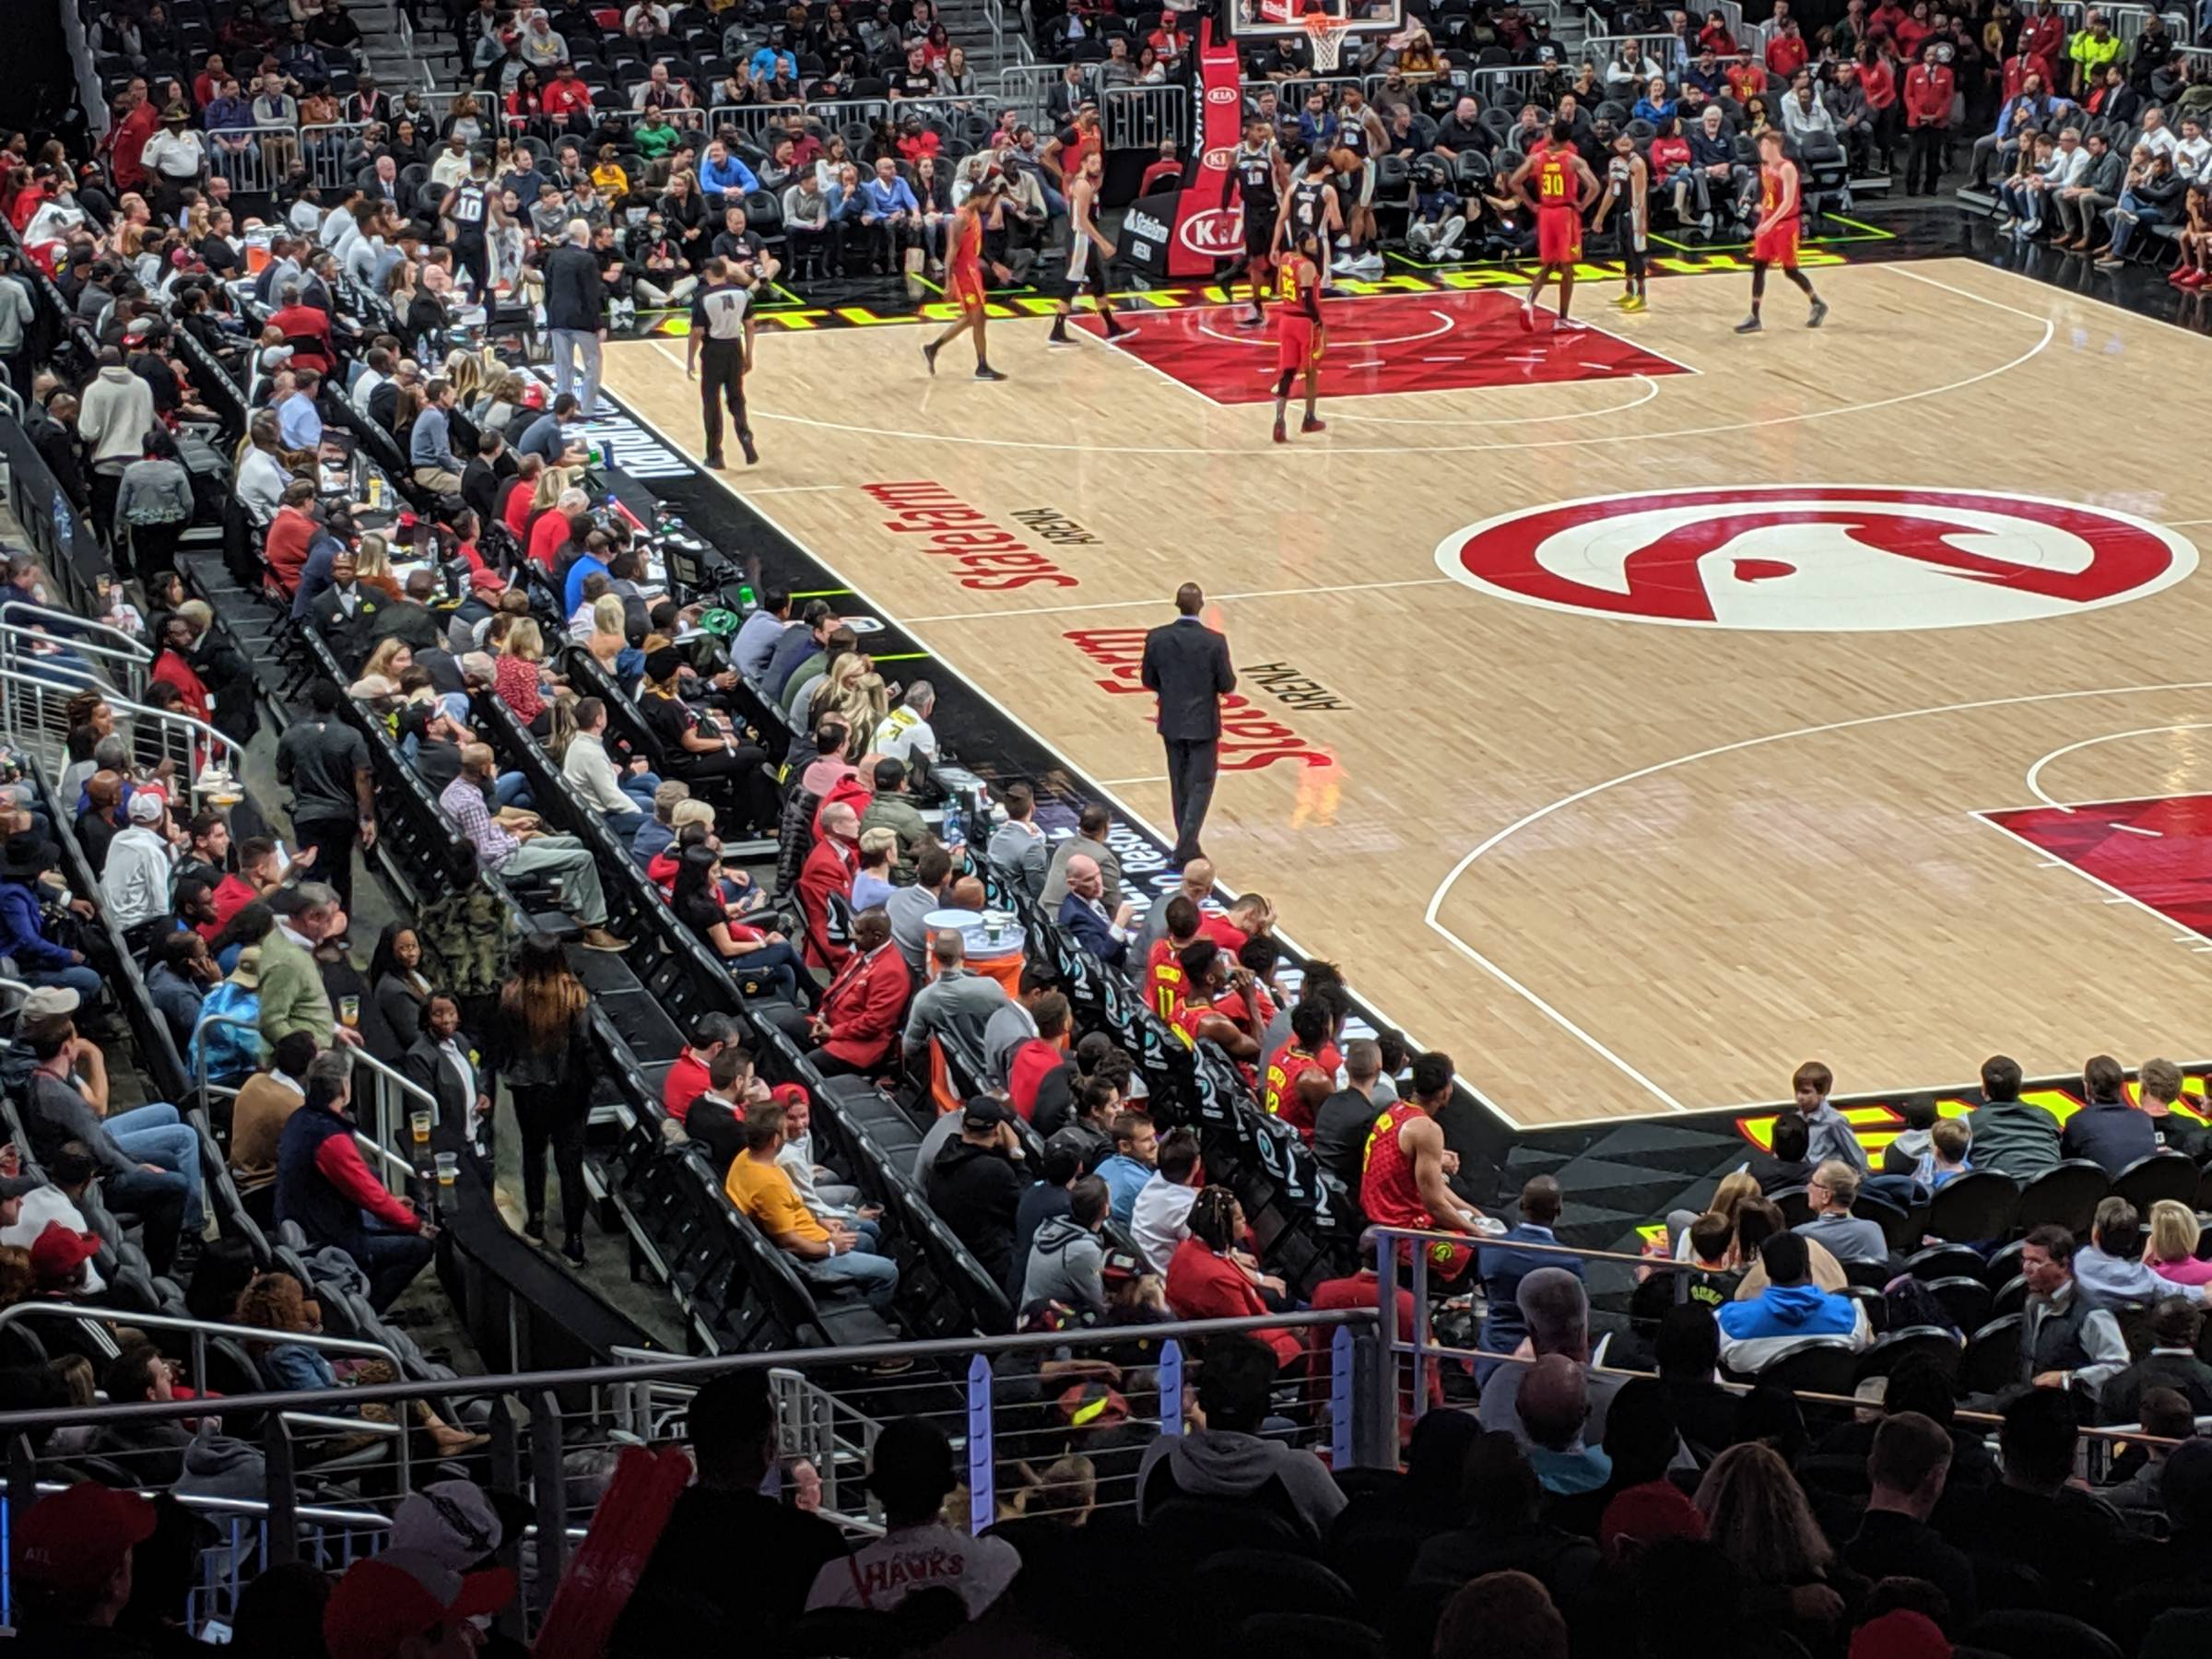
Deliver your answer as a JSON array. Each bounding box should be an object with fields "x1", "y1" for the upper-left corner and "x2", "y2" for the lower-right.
[{"x1": 598, "y1": 252, "x2": 2212, "y2": 1134}]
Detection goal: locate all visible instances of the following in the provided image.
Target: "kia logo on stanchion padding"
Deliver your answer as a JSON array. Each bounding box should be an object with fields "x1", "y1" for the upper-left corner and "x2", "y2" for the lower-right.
[
  {"x1": 1179, "y1": 208, "x2": 1243, "y2": 257},
  {"x1": 1206, "y1": 83, "x2": 1239, "y2": 103},
  {"x1": 1202, "y1": 146, "x2": 1236, "y2": 170}
]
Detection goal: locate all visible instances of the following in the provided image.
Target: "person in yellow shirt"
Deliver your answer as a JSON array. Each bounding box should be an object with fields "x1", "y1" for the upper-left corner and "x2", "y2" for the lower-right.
[
  {"x1": 724, "y1": 1099, "x2": 899, "y2": 1312},
  {"x1": 2068, "y1": 14, "x2": 2123, "y2": 96},
  {"x1": 591, "y1": 144, "x2": 633, "y2": 202}
]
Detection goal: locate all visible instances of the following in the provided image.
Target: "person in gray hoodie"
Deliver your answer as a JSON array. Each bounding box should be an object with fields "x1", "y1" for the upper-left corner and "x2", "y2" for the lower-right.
[
  {"x1": 1135, "y1": 1331, "x2": 1348, "y2": 1542},
  {"x1": 1020, "y1": 1172, "x2": 1109, "y2": 1319},
  {"x1": 76, "y1": 347, "x2": 159, "y2": 544}
]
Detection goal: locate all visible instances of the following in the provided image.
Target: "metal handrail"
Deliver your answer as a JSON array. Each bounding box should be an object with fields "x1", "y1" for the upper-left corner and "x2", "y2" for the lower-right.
[
  {"x1": 0, "y1": 1308, "x2": 1374, "y2": 1430},
  {"x1": 0, "y1": 600, "x2": 150, "y2": 666},
  {"x1": 191, "y1": 1012, "x2": 435, "y2": 1192},
  {"x1": 0, "y1": 1301, "x2": 406, "y2": 1466},
  {"x1": 0, "y1": 670, "x2": 245, "y2": 812}
]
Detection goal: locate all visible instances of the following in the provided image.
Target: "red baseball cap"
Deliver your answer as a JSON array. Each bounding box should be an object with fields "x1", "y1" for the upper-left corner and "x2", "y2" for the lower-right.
[
  {"x1": 29, "y1": 1220, "x2": 99, "y2": 1288},
  {"x1": 16, "y1": 1482, "x2": 156, "y2": 1594},
  {"x1": 324, "y1": 1549, "x2": 517, "y2": 1659},
  {"x1": 1850, "y1": 1610, "x2": 1952, "y2": 1659},
  {"x1": 1597, "y1": 1477, "x2": 1706, "y2": 1559}
]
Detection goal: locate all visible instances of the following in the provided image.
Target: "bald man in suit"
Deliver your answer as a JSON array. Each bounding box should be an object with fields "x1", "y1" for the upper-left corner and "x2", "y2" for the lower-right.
[{"x1": 1139, "y1": 582, "x2": 1236, "y2": 868}]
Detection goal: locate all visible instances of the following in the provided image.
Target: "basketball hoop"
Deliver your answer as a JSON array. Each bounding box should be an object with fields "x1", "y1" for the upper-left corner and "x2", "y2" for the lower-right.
[{"x1": 1300, "y1": 9, "x2": 1354, "y2": 71}]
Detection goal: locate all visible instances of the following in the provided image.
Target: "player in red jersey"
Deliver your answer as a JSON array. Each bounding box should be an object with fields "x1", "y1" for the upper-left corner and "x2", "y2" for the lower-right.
[
  {"x1": 1361, "y1": 1050, "x2": 1486, "y2": 1280},
  {"x1": 1145, "y1": 896, "x2": 1202, "y2": 1022},
  {"x1": 1736, "y1": 131, "x2": 1828, "y2": 334},
  {"x1": 923, "y1": 173, "x2": 1006, "y2": 382},
  {"x1": 1171, "y1": 939, "x2": 1261, "y2": 1068},
  {"x1": 1508, "y1": 120, "x2": 1599, "y2": 332},
  {"x1": 1262, "y1": 998, "x2": 1339, "y2": 1145},
  {"x1": 1272, "y1": 233, "x2": 1326, "y2": 444}
]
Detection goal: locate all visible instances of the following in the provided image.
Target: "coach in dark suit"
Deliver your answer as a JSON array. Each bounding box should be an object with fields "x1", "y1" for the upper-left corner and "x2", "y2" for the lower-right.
[{"x1": 1139, "y1": 582, "x2": 1236, "y2": 869}]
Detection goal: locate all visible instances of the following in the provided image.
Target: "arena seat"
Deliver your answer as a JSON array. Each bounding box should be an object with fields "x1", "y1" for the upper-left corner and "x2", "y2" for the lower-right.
[
  {"x1": 1927, "y1": 1171, "x2": 2019, "y2": 1246},
  {"x1": 2112, "y1": 1150, "x2": 2200, "y2": 1212},
  {"x1": 2014, "y1": 1160, "x2": 2111, "y2": 1236}
]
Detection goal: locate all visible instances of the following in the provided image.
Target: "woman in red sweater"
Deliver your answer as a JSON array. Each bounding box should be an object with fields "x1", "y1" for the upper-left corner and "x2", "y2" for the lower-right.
[{"x1": 1164, "y1": 1187, "x2": 1302, "y2": 1371}]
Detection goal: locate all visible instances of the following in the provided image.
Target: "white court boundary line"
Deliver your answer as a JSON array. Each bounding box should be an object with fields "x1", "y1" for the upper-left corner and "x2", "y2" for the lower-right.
[
  {"x1": 661, "y1": 262, "x2": 2051, "y2": 460},
  {"x1": 2024, "y1": 723, "x2": 2212, "y2": 813},
  {"x1": 1972, "y1": 810, "x2": 2212, "y2": 951},
  {"x1": 1424, "y1": 682, "x2": 2212, "y2": 1117}
]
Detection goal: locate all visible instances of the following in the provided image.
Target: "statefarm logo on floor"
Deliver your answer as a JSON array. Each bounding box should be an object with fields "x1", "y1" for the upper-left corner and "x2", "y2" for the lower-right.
[
  {"x1": 1434, "y1": 487, "x2": 2200, "y2": 632},
  {"x1": 1065, "y1": 629, "x2": 1333, "y2": 771},
  {"x1": 861, "y1": 482, "x2": 1078, "y2": 591}
]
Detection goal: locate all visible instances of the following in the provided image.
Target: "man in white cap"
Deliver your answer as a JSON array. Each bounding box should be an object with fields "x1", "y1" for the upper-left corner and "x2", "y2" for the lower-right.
[{"x1": 99, "y1": 789, "x2": 177, "y2": 950}]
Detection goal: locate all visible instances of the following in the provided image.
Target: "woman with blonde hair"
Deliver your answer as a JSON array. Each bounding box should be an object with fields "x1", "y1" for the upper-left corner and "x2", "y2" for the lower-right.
[
  {"x1": 495, "y1": 617, "x2": 558, "y2": 732},
  {"x1": 585, "y1": 593, "x2": 642, "y2": 684},
  {"x1": 823, "y1": 659, "x2": 889, "y2": 759},
  {"x1": 1692, "y1": 1442, "x2": 1843, "y2": 1635},
  {"x1": 2146, "y1": 1199, "x2": 2212, "y2": 1286},
  {"x1": 441, "y1": 346, "x2": 485, "y2": 408},
  {"x1": 359, "y1": 637, "x2": 414, "y2": 687},
  {"x1": 352, "y1": 532, "x2": 403, "y2": 601}
]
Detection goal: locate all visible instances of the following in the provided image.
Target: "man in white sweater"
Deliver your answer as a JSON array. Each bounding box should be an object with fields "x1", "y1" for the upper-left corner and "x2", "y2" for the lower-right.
[
  {"x1": 560, "y1": 696, "x2": 657, "y2": 840},
  {"x1": 76, "y1": 347, "x2": 157, "y2": 545}
]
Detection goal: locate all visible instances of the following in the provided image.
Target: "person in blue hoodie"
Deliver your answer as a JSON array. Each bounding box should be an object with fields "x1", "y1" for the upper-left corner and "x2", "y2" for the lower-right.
[
  {"x1": 1717, "y1": 1230, "x2": 1872, "y2": 1375},
  {"x1": 0, "y1": 835, "x2": 99, "y2": 1001}
]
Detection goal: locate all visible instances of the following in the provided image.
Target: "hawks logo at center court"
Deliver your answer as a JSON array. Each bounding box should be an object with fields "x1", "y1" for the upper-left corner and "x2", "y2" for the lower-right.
[{"x1": 1434, "y1": 487, "x2": 2198, "y2": 631}]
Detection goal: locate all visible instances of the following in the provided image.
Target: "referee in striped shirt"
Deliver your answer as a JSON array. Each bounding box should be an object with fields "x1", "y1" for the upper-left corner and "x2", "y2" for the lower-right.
[{"x1": 686, "y1": 255, "x2": 763, "y2": 467}]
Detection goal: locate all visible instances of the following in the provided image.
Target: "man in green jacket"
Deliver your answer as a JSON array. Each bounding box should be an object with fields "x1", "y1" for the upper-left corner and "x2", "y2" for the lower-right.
[
  {"x1": 857, "y1": 758, "x2": 931, "y2": 886},
  {"x1": 257, "y1": 883, "x2": 357, "y2": 1050}
]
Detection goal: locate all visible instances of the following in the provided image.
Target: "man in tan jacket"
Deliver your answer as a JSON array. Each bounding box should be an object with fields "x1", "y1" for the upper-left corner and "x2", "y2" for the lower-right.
[{"x1": 230, "y1": 1030, "x2": 321, "y2": 1190}]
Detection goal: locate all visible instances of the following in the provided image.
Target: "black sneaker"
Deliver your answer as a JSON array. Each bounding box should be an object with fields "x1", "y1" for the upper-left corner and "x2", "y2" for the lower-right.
[
  {"x1": 739, "y1": 431, "x2": 759, "y2": 465},
  {"x1": 703, "y1": 452, "x2": 725, "y2": 470},
  {"x1": 922, "y1": 340, "x2": 939, "y2": 376},
  {"x1": 563, "y1": 1236, "x2": 587, "y2": 1267},
  {"x1": 1734, "y1": 314, "x2": 1763, "y2": 334},
  {"x1": 975, "y1": 365, "x2": 1006, "y2": 381}
]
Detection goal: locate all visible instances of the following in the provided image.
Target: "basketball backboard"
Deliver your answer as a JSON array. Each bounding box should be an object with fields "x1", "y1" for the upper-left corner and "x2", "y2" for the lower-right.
[{"x1": 1228, "y1": 0, "x2": 1404, "y2": 39}]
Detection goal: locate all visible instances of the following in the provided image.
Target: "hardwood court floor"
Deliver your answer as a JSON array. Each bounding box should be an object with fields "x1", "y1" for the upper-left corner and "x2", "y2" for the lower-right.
[{"x1": 602, "y1": 257, "x2": 2212, "y2": 1129}]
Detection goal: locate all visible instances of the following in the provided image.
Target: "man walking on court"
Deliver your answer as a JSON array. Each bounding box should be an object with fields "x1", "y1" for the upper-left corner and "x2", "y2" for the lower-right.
[
  {"x1": 1140, "y1": 584, "x2": 1235, "y2": 870},
  {"x1": 544, "y1": 218, "x2": 607, "y2": 418}
]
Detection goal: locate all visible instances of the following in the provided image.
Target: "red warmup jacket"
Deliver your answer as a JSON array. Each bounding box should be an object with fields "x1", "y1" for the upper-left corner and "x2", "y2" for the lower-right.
[
  {"x1": 810, "y1": 774, "x2": 874, "y2": 841},
  {"x1": 313, "y1": 1132, "x2": 420, "y2": 1232},
  {"x1": 2017, "y1": 11, "x2": 2065, "y2": 65},
  {"x1": 1903, "y1": 64, "x2": 1955, "y2": 125},
  {"x1": 525, "y1": 508, "x2": 571, "y2": 571},
  {"x1": 817, "y1": 944, "x2": 911, "y2": 1069},
  {"x1": 798, "y1": 836, "x2": 858, "y2": 970},
  {"x1": 264, "y1": 506, "x2": 316, "y2": 593},
  {"x1": 151, "y1": 650, "x2": 210, "y2": 726},
  {"x1": 266, "y1": 303, "x2": 334, "y2": 374},
  {"x1": 1861, "y1": 56, "x2": 1899, "y2": 109},
  {"x1": 1165, "y1": 1238, "x2": 1301, "y2": 1368}
]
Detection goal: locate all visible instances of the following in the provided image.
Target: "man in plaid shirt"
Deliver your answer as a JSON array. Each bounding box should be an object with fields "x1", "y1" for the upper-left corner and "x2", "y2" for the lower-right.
[{"x1": 440, "y1": 745, "x2": 629, "y2": 953}]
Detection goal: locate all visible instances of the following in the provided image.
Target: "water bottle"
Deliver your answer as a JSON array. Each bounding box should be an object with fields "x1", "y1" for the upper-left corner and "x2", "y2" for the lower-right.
[{"x1": 940, "y1": 792, "x2": 967, "y2": 857}]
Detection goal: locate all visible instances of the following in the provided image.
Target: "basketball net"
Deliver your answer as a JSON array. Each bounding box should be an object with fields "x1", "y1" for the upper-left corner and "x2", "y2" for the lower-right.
[{"x1": 1300, "y1": 8, "x2": 1353, "y2": 70}]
